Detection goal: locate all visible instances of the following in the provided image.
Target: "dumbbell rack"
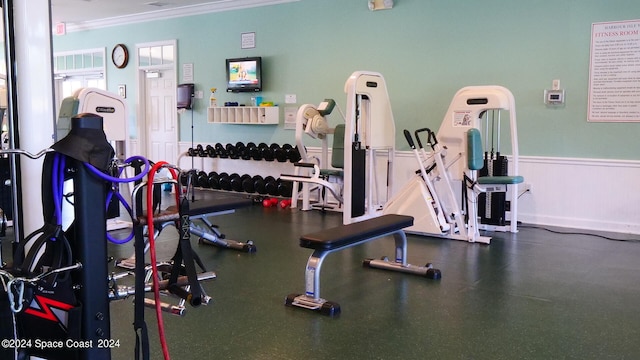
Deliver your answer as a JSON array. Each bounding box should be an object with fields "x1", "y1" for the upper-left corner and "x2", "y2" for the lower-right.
[{"x1": 179, "y1": 142, "x2": 300, "y2": 200}]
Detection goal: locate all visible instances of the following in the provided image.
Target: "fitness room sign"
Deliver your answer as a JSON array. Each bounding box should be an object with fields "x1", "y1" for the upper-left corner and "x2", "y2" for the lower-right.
[{"x1": 588, "y1": 19, "x2": 640, "y2": 122}]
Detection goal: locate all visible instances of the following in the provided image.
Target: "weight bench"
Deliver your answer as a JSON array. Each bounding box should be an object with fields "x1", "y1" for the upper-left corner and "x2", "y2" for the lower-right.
[
  {"x1": 178, "y1": 189, "x2": 256, "y2": 252},
  {"x1": 116, "y1": 188, "x2": 255, "y2": 270},
  {"x1": 285, "y1": 214, "x2": 441, "y2": 316}
]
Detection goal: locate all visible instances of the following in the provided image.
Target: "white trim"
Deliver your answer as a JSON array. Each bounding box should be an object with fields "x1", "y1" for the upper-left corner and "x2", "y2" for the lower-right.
[
  {"x1": 65, "y1": 0, "x2": 300, "y2": 32},
  {"x1": 519, "y1": 155, "x2": 640, "y2": 168},
  {"x1": 136, "y1": 39, "x2": 178, "y2": 165}
]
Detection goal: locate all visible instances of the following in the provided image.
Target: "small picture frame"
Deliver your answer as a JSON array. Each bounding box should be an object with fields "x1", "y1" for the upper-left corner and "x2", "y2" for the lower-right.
[
  {"x1": 118, "y1": 84, "x2": 126, "y2": 99},
  {"x1": 241, "y1": 32, "x2": 256, "y2": 49}
]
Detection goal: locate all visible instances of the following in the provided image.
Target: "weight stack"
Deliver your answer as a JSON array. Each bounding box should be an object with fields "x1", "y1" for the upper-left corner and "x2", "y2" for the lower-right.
[{"x1": 478, "y1": 155, "x2": 508, "y2": 226}]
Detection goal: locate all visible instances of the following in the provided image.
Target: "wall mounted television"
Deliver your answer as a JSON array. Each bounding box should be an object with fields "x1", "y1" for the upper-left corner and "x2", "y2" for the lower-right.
[
  {"x1": 177, "y1": 83, "x2": 194, "y2": 109},
  {"x1": 226, "y1": 56, "x2": 262, "y2": 92}
]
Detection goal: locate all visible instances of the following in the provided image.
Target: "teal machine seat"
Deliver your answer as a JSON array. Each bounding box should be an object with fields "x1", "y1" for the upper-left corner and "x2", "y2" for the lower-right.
[
  {"x1": 319, "y1": 123, "x2": 345, "y2": 178},
  {"x1": 478, "y1": 175, "x2": 523, "y2": 185},
  {"x1": 467, "y1": 128, "x2": 523, "y2": 185}
]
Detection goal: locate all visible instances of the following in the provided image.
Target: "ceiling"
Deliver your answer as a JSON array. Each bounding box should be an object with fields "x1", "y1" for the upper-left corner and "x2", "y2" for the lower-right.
[{"x1": 50, "y1": 0, "x2": 291, "y2": 28}]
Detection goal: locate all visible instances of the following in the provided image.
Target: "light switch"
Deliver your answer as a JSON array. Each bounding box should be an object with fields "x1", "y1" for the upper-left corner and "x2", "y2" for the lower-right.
[{"x1": 285, "y1": 94, "x2": 297, "y2": 104}]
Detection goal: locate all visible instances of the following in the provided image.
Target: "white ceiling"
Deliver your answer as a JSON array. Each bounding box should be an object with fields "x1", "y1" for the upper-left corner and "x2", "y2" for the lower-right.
[{"x1": 50, "y1": 0, "x2": 294, "y2": 28}]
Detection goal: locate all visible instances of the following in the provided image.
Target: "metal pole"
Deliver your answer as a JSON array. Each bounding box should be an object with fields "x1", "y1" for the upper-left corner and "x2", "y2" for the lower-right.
[{"x1": 70, "y1": 114, "x2": 111, "y2": 360}]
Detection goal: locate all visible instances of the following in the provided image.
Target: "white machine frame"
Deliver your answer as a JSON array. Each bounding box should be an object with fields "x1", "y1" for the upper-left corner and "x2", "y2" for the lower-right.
[
  {"x1": 283, "y1": 71, "x2": 396, "y2": 225},
  {"x1": 286, "y1": 101, "x2": 343, "y2": 211},
  {"x1": 384, "y1": 86, "x2": 522, "y2": 244}
]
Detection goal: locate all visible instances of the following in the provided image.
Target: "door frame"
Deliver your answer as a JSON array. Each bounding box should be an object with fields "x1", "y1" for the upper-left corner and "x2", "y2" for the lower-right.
[{"x1": 134, "y1": 39, "x2": 178, "y2": 160}]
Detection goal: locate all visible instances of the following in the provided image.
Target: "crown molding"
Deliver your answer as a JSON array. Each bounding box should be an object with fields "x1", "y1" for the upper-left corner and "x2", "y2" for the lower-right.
[{"x1": 65, "y1": 0, "x2": 299, "y2": 33}]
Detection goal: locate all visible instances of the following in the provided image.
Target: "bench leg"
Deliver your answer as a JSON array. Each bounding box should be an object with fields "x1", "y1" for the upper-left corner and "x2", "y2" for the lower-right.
[
  {"x1": 363, "y1": 230, "x2": 442, "y2": 279},
  {"x1": 285, "y1": 250, "x2": 341, "y2": 316},
  {"x1": 194, "y1": 217, "x2": 256, "y2": 253}
]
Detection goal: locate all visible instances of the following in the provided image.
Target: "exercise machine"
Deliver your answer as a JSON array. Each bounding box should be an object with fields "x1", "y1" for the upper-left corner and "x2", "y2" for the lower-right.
[
  {"x1": 384, "y1": 86, "x2": 524, "y2": 244},
  {"x1": 58, "y1": 88, "x2": 129, "y2": 231},
  {"x1": 283, "y1": 71, "x2": 395, "y2": 225},
  {"x1": 284, "y1": 98, "x2": 345, "y2": 211}
]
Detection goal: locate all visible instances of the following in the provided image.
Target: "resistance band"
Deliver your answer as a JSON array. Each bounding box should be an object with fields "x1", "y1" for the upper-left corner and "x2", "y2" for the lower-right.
[
  {"x1": 146, "y1": 161, "x2": 180, "y2": 360},
  {"x1": 84, "y1": 156, "x2": 150, "y2": 244}
]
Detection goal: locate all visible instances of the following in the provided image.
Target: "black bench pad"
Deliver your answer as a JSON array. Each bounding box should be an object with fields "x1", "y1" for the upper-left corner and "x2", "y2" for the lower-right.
[
  {"x1": 165, "y1": 191, "x2": 252, "y2": 216},
  {"x1": 299, "y1": 214, "x2": 414, "y2": 250}
]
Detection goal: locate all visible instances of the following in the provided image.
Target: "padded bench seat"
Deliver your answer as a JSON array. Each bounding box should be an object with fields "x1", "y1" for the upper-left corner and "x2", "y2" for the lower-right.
[
  {"x1": 300, "y1": 214, "x2": 413, "y2": 250},
  {"x1": 137, "y1": 189, "x2": 256, "y2": 252},
  {"x1": 137, "y1": 190, "x2": 252, "y2": 225}
]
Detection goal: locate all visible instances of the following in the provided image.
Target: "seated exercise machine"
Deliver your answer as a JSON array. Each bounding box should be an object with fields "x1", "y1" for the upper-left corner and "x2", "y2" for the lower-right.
[
  {"x1": 285, "y1": 214, "x2": 441, "y2": 316},
  {"x1": 384, "y1": 86, "x2": 524, "y2": 244},
  {"x1": 282, "y1": 71, "x2": 395, "y2": 225},
  {"x1": 284, "y1": 99, "x2": 345, "y2": 211}
]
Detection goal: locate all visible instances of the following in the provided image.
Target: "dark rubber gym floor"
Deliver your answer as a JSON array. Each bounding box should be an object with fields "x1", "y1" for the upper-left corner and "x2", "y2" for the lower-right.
[
  {"x1": 4, "y1": 199, "x2": 640, "y2": 359},
  {"x1": 6, "y1": 197, "x2": 640, "y2": 360}
]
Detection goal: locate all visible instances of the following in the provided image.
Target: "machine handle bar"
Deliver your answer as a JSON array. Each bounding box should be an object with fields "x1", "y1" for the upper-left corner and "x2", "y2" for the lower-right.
[
  {"x1": 403, "y1": 130, "x2": 416, "y2": 149},
  {"x1": 0, "y1": 148, "x2": 53, "y2": 159},
  {"x1": 414, "y1": 128, "x2": 438, "y2": 150}
]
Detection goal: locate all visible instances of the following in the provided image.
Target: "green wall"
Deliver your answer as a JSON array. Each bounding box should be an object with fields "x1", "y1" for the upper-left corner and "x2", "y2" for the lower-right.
[{"x1": 53, "y1": 0, "x2": 640, "y2": 159}]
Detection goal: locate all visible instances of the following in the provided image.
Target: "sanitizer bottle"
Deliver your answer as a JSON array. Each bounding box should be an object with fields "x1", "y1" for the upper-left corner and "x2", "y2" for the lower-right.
[{"x1": 209, "y1": 87, "x2": 217, "y2": 107}]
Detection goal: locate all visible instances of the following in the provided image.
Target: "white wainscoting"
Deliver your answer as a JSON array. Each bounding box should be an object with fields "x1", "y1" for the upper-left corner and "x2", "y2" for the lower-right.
[
  {"x1": 516, "y1": 156, "x2": 640, "y2": 235},
  {"x1": 172, "y1": 141, "x2": 640, "y2": 235}
]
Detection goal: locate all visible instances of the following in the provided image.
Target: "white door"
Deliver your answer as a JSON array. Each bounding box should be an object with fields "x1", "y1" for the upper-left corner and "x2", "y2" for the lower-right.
[{"x1": 145, "y1": 69, "x2": 177, "y2": 165}]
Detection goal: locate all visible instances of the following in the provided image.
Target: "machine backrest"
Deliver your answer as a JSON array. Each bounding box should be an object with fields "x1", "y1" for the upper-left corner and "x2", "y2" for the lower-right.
[
  {"x1": 466, "y1": 128, "x2": 484, "y2": 171},
  {"x1": 331, "y1": 124, "x2": 345, "y2": 169}
]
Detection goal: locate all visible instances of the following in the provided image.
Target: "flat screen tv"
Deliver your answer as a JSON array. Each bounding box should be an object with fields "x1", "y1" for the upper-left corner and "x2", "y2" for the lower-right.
[{"x1": 226, "y1": 57, "x2": 262, "y2": 92}]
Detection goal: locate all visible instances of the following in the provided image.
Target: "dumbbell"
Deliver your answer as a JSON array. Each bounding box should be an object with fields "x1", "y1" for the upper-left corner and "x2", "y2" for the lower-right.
[
  {"x1": 230, "y1": 174, "x2": 250, "y2": 192},
  {"x1": 180, "y1": 170, "x2": 197, "y2": 186},
  {"x1": 274, "y1": 144, "x2": 289, "y2": 162},
  {"x1": 226, "y1": 143, "x2": 239, "y2": 159},
  {"x1": 277, "y1": 178, "x2": 294, "y2": 197},
  {"x1": 242, "y1": 142, "x2": 255, "y2": 160},
  {"x1": 289, "y1": 146, "x2": 302, "y2": 162},
  {"x1": 188, "y1": 145, "x2": 202, "y2": 157},
  {"x1": 197, "y1": 171, "x2": 210, "y2": 188},
  {"x1": 267, "y1": 144, "x2": 280, "y2": 162},
  {"x1": 249, "y1": 142, "x2": 262, "y2": 160},
  {"x1": 197, "y1": 144, "x2": 207, "y2": 157},
  {"x1": 215, "y1": 143, "x2": 228, "y2": 158},
  {"x1": 225, "y1": 173, "x2": 241, "y2": 191},
  {"x1": 233, "y1": 142, "x2": 247, "y2": 160},
  {"x1": 262, "y1": 197, "x2": 279, "y2": 208},
  {"x1": 279, "y1": 199, "x2": 292, "y2": 209},
  {"x1": 264, "y1": 176, "x2": 279, "y2": 196},
  {"x1": 218, "y1": 172, "x2": 232, "y2": 191},
  {"x1": 242, "y1": 175, "x2": 259, "y2": 193},
  {"x1": 208, "y1": 172, "x2": 220, "y2": 189},
  {"x1": 255, "y1": 143, "x2": 269, "y2": 161},
  {"x1": 206, "y1": 145, "x2": 217, "y2": 158},
  {"x1": 253, "y1": 175, "x2": 267, "y2": 194}
]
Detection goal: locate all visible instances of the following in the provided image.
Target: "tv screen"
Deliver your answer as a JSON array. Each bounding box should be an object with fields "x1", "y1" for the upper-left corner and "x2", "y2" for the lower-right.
[
  {"x1": 177, "y1": 83, "x2": 194, "y2": 109},
  {"x1": 226, "y1": 57, "x2": 262, "y2": 92}
]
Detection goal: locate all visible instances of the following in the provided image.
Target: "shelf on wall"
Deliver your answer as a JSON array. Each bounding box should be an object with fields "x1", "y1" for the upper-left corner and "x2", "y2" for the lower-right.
[{"x1": 207, "y1": 106, "x2": 279, "y2": 125}]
